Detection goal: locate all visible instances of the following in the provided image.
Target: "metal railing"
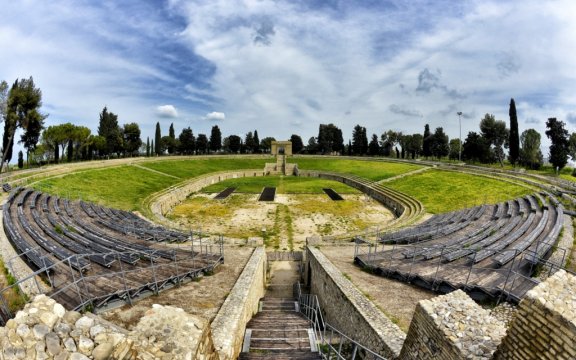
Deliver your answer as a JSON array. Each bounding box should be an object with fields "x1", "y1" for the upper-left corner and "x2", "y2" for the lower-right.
[
  {"x1": 0, "y1": 236, "x2": 225, "y2": 326},
  {"x1": 294, "y1": 283, "x2": 387, "y2": 360},
  {"x1": 353, "y1": 237, "x2": 572, "y2": 303}
]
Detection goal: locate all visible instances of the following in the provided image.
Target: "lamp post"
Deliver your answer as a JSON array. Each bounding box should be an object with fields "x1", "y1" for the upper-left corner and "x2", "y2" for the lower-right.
[{"x1": 457, "y1": 111, "x2": 463, "y2": 162}]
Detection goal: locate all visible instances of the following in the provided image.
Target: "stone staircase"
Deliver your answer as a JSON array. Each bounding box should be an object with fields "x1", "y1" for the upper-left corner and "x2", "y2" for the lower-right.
[
  {"x1": 239, "y1": 298, "x2": 320, "y2": 359},
  {"x1": 239, "y1": 260, "x2": 321, "y2": 360}
]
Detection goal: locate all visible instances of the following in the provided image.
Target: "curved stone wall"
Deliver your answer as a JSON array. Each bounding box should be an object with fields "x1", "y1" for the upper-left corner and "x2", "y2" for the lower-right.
[{"x1": 146, "y1": 169, "x2": 423, "y2": 232}]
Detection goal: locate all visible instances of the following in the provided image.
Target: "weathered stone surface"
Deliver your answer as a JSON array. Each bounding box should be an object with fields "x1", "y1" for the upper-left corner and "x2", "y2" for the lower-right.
[
  {"x1": 307, "y1": 246, "x2": 405, "y2": 359},
  {"x1": 78, "y1": 335, "x2": 94, "y2": 355},
  {"x1": 74, "y1": 316, "x2": 94, "y2": 332},
  {"x1": 92, "y1": 342, "x2": 114, "y2": 360},
  {"x1": 400, "y1": 290, "x2": 506, "y2": 360},
  {"x1": 62, "y1": 311, "x2": 82, "y2": 325}
]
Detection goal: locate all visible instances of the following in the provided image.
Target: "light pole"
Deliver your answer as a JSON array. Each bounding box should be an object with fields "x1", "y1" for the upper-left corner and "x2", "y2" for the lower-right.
[{"x1": 457, "y1": 111, "x2": 463, "y2": 162}]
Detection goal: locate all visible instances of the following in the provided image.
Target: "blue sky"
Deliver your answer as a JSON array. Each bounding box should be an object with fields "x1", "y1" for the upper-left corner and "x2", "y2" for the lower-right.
[{"x1": 1, "y1": 0, "x2": 575, "y2": 153}]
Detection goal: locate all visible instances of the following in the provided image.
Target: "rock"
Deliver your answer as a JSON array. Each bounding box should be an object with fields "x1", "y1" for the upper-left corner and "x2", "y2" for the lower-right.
[
  {"x1": 32, "y1": 324, "x2": 50, "y2": 340},
  {"x1": 70, "y1": 353, "x2": 90, "y2": 360},
  {"x1": 40, "y1": 311, "x2": 59, "y2": 328},
  {"x1": 78, "y1": 335, "x2": 94, "y2": 355},
  {"x1": 75, "y1": 316, "x2": 95, "y2": 332},
  {"x1": 45, "y1": 332, "x2": 62, "y2": 356},
  {"x1": 54, "y1": 322, "x2": 72, "y2": 337},
  {"x1": 92, "y1": 342, "x2": 114, "y2": 360},
  {"x1": 54, "y1": 351, "x2": 69, "y2": 360},
  {"x1": 62, "y1": 311, "x2": 82, "y2": 325},
  {"x1": 15, "y1": 324, "x2": 30, "y2": 338},
  {"x1": 53, "y1": 303, "x2": 66, "y2": 318},
  {"x1": 64, "y1": 337, "x2": 77, "y2": 352},
  {"x1": 90, "y1": 324, "x2": 106, "y2": 338}
]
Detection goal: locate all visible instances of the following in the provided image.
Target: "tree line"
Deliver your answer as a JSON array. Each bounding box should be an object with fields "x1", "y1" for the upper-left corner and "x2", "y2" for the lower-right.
[{"x1": 1, "y1": 77, "x2": 574, "y2": 172}]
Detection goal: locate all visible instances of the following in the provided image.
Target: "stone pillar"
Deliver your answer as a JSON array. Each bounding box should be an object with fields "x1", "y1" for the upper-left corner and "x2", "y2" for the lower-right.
[
  {"x1": 493, "y1": 269, "x2": 576, "y2": 360},
  {"x1": 400, "y1": 290, "x2": 506, "y2": 360}
]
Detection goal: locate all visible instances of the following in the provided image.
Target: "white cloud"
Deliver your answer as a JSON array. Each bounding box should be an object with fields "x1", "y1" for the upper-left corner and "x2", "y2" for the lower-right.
[
  {"x1": 156, "y1": 105, "x2": 179, "y2": 118},
  {"x1": 204, "y1": 111, "x2": 226, "y2": 121}
]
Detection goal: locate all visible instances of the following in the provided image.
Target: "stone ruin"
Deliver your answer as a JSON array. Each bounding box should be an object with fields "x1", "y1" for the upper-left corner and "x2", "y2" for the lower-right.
[
  {"x1": 1, "y1": 257, "x2": 575, "y2": 359},
  {"x1": 264, "y1": 141, "x2": 298, "y2": 175}
]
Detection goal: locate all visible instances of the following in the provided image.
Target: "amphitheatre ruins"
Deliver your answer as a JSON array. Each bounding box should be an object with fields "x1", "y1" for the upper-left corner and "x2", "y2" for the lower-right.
[{"x1": 0, "y1": 149, "x2": 575, "y2": 360}]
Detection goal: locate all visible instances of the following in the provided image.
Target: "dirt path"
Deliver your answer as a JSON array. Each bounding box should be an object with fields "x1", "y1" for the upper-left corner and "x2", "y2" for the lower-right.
[
  {"x1": 266, "y1": 261, "x2": 300, "y2": 298},
  {"x1": 319, "y1": 246, "x2": 435, "y2": 332}
]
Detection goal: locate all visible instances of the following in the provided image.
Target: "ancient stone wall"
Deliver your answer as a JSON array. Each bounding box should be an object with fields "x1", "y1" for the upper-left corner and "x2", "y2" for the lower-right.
[
  {"x1": 493, "y1": 269, "x2": 576, "y2": 360},
  {"x1": 399, "y1": 290, "x2": 506, "y2": 360},
  {"x1": 210, "y1": 247, "x2": 266, "y2": 360},
  {"x1": 148, "y1": 170, "x2": 267, "y2": 225},
  {"x1": 0, "y1": 295, "x2": 218, "y2": 360},
  {"x1": 306, "y1": 246, "x2": 406, "y2": 359}
]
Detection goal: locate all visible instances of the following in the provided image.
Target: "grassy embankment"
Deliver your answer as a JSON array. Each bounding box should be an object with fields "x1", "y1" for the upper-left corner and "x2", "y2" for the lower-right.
[{"x1": 386, "y1": 169, "x2": 533, "y2": 214}]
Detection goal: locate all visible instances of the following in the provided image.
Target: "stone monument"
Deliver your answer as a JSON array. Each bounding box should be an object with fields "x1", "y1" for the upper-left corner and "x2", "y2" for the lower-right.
[{"x1": 265, "y1": 141, "x2": 298, "y2": 175}]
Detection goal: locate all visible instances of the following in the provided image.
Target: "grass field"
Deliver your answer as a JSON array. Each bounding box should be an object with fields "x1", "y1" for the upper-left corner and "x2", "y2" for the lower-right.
[
  {"x1": 35, "y1": 166, "x2": 178, "y2": 211},
  {"x1": 138, "y1": 157, "x2": 272, "y2": 178},
  {"x1": 385, "y1": 169, "x2": 533, "y2": 213},
  {"x1": 202, "y1": 176, "x2": 360, "y2": 194},
  {"x1": 33, "y1": 156, "x2": 420, "y2": 210},
  {"x1": 295, "y1": 157, "x2": 422, "y2": 181}
]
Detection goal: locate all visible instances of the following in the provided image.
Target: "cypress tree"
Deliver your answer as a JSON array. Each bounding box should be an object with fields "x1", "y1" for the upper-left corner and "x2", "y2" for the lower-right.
[
  {"x1": 146, "y1": 137, "x2": 150, "y2": 157},
  {"x1": 423, "y1": 124, "x2": 432, "y2": 158},
  {"x1": 151, "y1": 140, "x2": 155, "y2": 156},
  {"x1": 509, "y1": 98, "x2": 519, "y2": 166},
  {"x1": 155, "y1": 122, "x2": 161, "y2": 155}
]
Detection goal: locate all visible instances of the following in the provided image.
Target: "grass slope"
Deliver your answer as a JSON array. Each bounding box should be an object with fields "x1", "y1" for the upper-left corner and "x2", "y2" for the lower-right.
[
  {"x1": 138, "y1": 157, "x2": 272, "y2": 178},
  {"x1": 386, "y1": 169, "x2": 532, "y2": 214},
  {"x1": 35, "y1": 166, "x2": 177, "y2": 211},
  {"x1": 202, "y1": 176, "x2": 360, "y2": 194},
  {"x1": 295, "y1": 157, "x2": 422, "y2": 181}
]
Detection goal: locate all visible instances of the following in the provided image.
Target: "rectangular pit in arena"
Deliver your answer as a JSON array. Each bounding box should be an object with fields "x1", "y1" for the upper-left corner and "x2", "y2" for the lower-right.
[
  {"x1": 214, "y1": 187, "x2": 236, "y2": 200},
  {"x1": 258, "y1": 187, "x2": 276, "y2": 201},
  {"x1": 323, "y1": 188, "x2": 344, "y2": 201}
]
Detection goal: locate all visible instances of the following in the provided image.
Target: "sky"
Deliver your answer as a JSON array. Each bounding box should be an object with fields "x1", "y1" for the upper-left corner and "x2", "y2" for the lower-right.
[{"x1": 1, "y1": 0, "x2": 575, "y2": 155}]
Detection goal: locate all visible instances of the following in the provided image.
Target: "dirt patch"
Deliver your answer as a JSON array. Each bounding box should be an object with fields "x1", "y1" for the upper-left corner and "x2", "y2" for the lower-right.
[
  {"x1": 100, "y1": 246, "x2": 254, "y2": 329},
  {"x1": 319, "y1": 245, "x2": 436, "y2": 332},
  {"x1": 169, "y1": 194, "x2": 394, "y2": 250}
]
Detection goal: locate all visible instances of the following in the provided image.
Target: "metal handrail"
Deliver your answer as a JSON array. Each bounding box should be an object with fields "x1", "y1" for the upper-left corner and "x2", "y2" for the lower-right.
[{"x1": 294, "y1": 283, "x2": 387, "y2": 360}]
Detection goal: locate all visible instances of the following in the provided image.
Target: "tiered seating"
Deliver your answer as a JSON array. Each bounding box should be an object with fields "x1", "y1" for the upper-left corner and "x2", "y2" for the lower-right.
[
  {"x1": 354, "y1": 193, "x2": 564, "y2": 302},
  {"x1": 2, "y1": 187, "x2": 224, "y2": 312}
]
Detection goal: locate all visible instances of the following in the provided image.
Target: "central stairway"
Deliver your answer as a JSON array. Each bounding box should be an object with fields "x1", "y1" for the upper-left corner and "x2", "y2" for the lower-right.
[{"x1": 239, "y1": 260, "x2": 321, "y2": 360}]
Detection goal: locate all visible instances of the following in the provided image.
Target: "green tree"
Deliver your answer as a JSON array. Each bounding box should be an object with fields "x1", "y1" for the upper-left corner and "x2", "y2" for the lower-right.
[
  {"x1": 462, "y1": 131, "x2": 492, "y2": 163},
  {"x1": 260, "y1": 137, "x2": 276, "y2": 153},
  {"x1": 178, "y1": 127, "x2": 196, "y2": 155},
  {"x1": 17, "y1": 150, "x2": 23, "y2": 169},
  {"x1": 244, "y1": 131, "x2": 255, "y2": 153},
  {"x1": 289, "y1": 134, "x2": 303, "y2": 154},
  {"x1": 151, "y1": 140, "x2": 155, "y2": 156},
  {"x1": 545, "y1": 117, "x2": 569, "y2": 171},
  {"x1": 520, "y1": 129, "x2": 543, "y2": 170},
  {"x1": 123, "y1": 123, "x2": 142, "y2": 156},
  {"x1": 226, "y1": 135, "x2": 242, "y2": 153},
  {"x1": 2, "y1": 77, "x2": 47, "y2": 169},
  {"x1": 168, "y1": 123, "x2": 176, "y2": 154},
  {"x1": 431, "y1": 127, "x2": 449, "y2": 160},
  {"x1": 307, "y1": 137, "x2": 318, "y2": 153},
  {"x1": 509, "y1": 98, "x2": 519, "y2": 165},
  {"x1": 196, "y1": 134, "x2": 209, "y2": 154},
  {"x1": 253, "y1": 130, "x2": 260, "y2": 153},
  {"x1": 97, "y1": 107, "x2": 121, "y2": 157},
  {"x1": 318, "y1": 124, "x2": 344, "y2": 154},
  {"x1": 154, "y1": 122, "x2": 162, "y2": 155},
  {"x1": 449, "y1": 138, "x2": 461, "y2": 160},
  {"x1": 352, "y1": 124, "x2": 368, "y2": 155},
  {"x1": 422, "y1": 124, "x2": 432, "y2": 158},
  {"x1": 146, "y1": 137, "x2": 150, "y2": 157},
  {"x1": 209, "y1": 125, "x2": 222, "y2": 153},
  {"x1": 480, "y1": 113, "x2": 508, "y2": 166},
  {"x1": 368, "y1": 134, "x2": 380, "y2": 155}
]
